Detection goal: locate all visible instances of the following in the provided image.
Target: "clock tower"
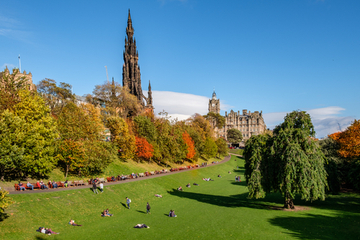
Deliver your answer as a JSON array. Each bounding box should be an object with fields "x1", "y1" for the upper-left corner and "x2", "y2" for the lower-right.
[{"x1": 208, "y1": 90, "x2": 220, "y2": 114}]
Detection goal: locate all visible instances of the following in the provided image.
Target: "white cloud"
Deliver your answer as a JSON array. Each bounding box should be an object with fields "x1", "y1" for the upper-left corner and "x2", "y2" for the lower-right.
[
  {"x1": 147, "y1": 90, "x2": 234, "y2": 121},
  {"x1": 1, "y1": 63, "x2": 16, "y2": 70},
  {"x1": 146, "y1": 91, "x2": 208, "y2": 120},
  {"x1": 263, "y1": 106, "x2": 354, "y2": 138}
]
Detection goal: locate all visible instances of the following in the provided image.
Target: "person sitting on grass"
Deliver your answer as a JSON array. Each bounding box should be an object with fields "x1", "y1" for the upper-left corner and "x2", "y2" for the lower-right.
[
  {"x1": 218, "y1": 174, "x2": 221, "y2": 178},
  {"x1": 154, "y1": 194, "x2": 162, "y2": 198},
  {"x1": 177, "y1": 186, "x2": 183, "y2": 191},
  {"x1": 186, "y1": 183, "x2": 191, "y2": 188},
  {"x1": 101, "y1": 209, "x2": 113, "y2": 217},
  {"x1": 169, "y1": 210, "x2": 177, "y2": 217},
  {"x1": 69, "y1": 219, "x2": 82, "y2": 226},
  {"x1": 134, "y1": 224, "x2": 150, "y2": 228}
]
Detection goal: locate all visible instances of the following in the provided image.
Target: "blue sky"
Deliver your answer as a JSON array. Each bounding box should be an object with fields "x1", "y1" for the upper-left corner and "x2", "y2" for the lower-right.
[{"x1": 1, "y1": 0, "x2": 359, "y2": 137}]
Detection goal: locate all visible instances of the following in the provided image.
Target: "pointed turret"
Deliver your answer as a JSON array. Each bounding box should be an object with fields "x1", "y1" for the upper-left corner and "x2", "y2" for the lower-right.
[{"x1": 126, "y1": 9, "x2": 134, "y2": 40}]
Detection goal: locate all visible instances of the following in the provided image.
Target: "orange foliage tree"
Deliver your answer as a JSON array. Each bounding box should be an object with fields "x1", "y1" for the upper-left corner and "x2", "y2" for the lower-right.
[
  {"x1": 329, "y1": 120, "x2": 360, "y2": 159},
  {"x1": 135, "y1": 136, "x2": 154, "y2": 161},
  {"x1": 182, "y1": 131, "x2": 196, "y2": 160}
]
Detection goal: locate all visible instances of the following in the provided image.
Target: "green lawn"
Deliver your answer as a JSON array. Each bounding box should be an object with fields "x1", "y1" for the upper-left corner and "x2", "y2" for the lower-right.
[
  {"x1": 2, "y1": 156, "x2": 360, "y2": 240},
  {"x1": 228, "y1": 148, "x2": 244, "y2": 155}
]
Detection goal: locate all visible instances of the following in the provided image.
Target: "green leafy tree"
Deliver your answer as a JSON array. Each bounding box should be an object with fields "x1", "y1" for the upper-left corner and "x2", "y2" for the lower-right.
[
  {"x1": 245, "y1": 111, "x2": 327, "y2": 209},
  {"x1": 0, "y1": 189, "x2": 13, "y2": 221},
  {"x1": 319, "y1": 137, "x2": 342, "y2": 194},
  {"x1": 204, "y1": 112, "x2": 225, "y2": 129},
  {"x1": 12, "y1": 90, "x2": 58, "y2": 179},
  {"x1": 0, "y1": 67, "x2": 28, "y2": 113},
  {"x1": 56, "y1": 139, "x2": 86, "y2": 177},
  {"x1": 215, "y1": 138, "x2": 228, "y2": 158},
  {"x1": 82, "y1": 141, "x2": 117, "y2": 176},
  {"x1": 133, "y1": 115, "x2": 157, "y2": 142},
  {"x1": 203, "y1": 137, "x2": 218, "y2": 159},
  {"x1": 227, "y1": 128, "x2": 243, "y2": 144},
  {"x1": 37, "y1": 78, "x2": 75, "y2": 117}
]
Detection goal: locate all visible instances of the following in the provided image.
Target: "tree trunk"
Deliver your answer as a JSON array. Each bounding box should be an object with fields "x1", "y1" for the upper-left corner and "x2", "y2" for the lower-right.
[
  {"x1": 65, "y1": 165, "x2": 69, "y2": 178},
  {"x1": 284, "y1": 192, "x2": 295, "y2": 209}
]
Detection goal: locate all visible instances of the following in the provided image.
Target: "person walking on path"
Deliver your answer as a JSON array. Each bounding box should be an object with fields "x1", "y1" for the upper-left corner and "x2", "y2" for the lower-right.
[
  {"x1": 146, "y1": 202, "x2": 151, "y2": 214},
  {"x1": 126, "y1": 197, "x2": 131, "y2": 209},
  {"x1": 99, "y1": 182, "x2": 104, "y2": 193},
  {"x1": 93, "y1": 182, "x2": 98, "y2": 194}
]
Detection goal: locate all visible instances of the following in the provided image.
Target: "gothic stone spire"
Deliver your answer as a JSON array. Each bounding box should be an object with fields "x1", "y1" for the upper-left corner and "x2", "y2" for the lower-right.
[{"x1": 122, "y1": 9, "x2": 144, "y2": 106}]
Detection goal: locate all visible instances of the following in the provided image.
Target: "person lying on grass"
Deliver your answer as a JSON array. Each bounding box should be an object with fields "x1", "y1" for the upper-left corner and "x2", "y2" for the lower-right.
[
  {"x1": 36, "y1": 227, "x2": 59, "y2": 235},
  {"x1": 134, "y1": 224, "x2": 150, "y2": 228},
  {"x1": 69, "y1": 219, "x2": 82, "y2": 226},
  {"x1": 154, "y1": 194, "x2": 162, "y2": 198},
  {"x1": 101, "y1": 209, "x2": 113, "y2": 217},
  {"x1": 193, "y1": 183, "x2": 199, "y2": 186},
  {"x1": 202, "y1": 178, "x2": 213, "y2": 181},
  {"x1": 169, "y1": 210, "x2": 177, "y2": 217}
]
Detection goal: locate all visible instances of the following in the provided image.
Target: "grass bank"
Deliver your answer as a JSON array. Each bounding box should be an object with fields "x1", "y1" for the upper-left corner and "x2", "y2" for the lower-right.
[{"x1": 2, "y1": 155, "x2": 360, "y2": 240}]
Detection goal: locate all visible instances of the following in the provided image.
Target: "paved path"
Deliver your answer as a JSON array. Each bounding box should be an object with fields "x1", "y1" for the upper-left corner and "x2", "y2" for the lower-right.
[{"x1": 9, "y1": 155, "x2": 232, "y2": 195}]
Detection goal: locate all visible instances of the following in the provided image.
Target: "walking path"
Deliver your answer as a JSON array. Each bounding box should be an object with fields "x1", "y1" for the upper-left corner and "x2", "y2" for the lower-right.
[{"x1": 9, "y1": 155, "x2": 232, "y2": 195}]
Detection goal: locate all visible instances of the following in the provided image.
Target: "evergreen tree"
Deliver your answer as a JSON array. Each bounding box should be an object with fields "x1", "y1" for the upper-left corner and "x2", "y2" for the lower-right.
[{"x1": 245, "y1": 111, "x2": 327, "y2": 209}]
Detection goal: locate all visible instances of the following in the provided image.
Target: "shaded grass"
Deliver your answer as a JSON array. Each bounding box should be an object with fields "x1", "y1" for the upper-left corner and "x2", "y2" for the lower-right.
[
  {"x1": 229, "y1": 148, "x2": 244, "y2": 155},
  {"x1": 2, "y1": 155, "x2": 360, "y2": 240}
]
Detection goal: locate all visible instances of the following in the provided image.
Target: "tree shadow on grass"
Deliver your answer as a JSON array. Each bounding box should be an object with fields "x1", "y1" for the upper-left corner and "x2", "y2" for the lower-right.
[
  {"x1": 0, "y1": 212, "x2": 9, "y2": 222},
  {"x1": 230, "y1": 181, "x2": 247, "y2": 187},
  {"x1": 35, "y1": 235, "x2": 47, "y2": 240},
  {"x1": 269, "y1": 212, "x2": 360, "y2": 239},
  {"x1": 167, "y1": 188, "x2": 281, "y2": 209}
]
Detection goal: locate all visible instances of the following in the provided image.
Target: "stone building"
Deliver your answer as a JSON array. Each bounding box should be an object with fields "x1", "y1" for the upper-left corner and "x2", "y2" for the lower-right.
[
  {"x1": 0, "y1": 67, "x2": 36, "y2": 91},
  {"x1": 208, "y1": 91, "x2": 267, "y2": 146},
  {"x1": 122, "y1": 10, "x2": 152, "y2": 108}
]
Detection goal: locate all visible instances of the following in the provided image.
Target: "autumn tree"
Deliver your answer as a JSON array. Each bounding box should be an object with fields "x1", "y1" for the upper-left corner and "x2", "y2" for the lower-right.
[
  {"x1": 91, "y1": 80, "x2": 141, "y2": 119},
  {"x1": 227, "y1": 128, "x2": 243, "y2": 145},
  {"x1": 329, "y1": 120, "x2": 360, "y2": 190},
  {"x1": 329, "y1": 120, "x2": 360, "y2": 159},
  {"x1": 135, "y1": 136, "x2": 154, "y2": 162},
  {"x1": 215, "y1": 137, "x2": 228, "y2": 158},
  {"x1": 106, "y1": 116, "x2": 136, "y2": 160},
  {"x1": 37, "y1": 78, "x2": 75, "y2": 117},
  {"x1": 182, "y1": 131, "x2": 196, "y2": 160},
  {"x1": 0, "y1": 189, "x2": 13, "y2": 221},
  {"x1": 57, "y1": 102, "x2": 104, "y2": 141},
  {"x1": 56, "y1": 139, "x2": 86, "y2": 177},
  {"x1": 204, "y1": 112, "x2": 225, "y2": 129},
  {"x1": 245, "y1": 111, "x2": 327, "y2": 209},
  {"x1": 0, "y1": 67, "x2": 28, "y2": 113}
]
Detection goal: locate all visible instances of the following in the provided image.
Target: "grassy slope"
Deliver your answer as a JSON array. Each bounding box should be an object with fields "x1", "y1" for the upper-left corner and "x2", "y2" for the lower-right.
[
  {"x1": 0, "y1": 158, "x2": 212, "y2": 189},
  {"x1": 228, "y1": 148, "x2": 244, "y2": 155},
  {"x1": 2, "y1": 156, "x2": 360, "y2": 240}
]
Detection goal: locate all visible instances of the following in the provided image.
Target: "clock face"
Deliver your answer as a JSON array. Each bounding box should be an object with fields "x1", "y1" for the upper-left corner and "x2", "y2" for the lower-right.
[{"x1": 212, "y1": 103, "x2": 215, "y2": 107}]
